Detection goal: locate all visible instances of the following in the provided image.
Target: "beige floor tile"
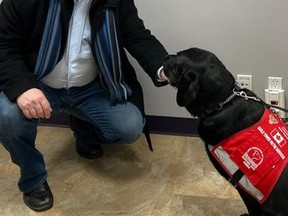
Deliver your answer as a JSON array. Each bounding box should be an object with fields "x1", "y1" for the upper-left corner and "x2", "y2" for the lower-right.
[{"x1": 0, "y1": 126, "x2": 247, "y2": 216}]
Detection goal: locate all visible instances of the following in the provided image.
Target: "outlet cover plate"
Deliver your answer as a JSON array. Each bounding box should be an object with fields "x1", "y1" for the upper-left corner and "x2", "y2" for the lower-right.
[
  {"x1": 268, "y1": 77, "x2": 282, "y2": 90},
  {"x1": 237, "y1": 74, "x2": 253, "y2": 90}
]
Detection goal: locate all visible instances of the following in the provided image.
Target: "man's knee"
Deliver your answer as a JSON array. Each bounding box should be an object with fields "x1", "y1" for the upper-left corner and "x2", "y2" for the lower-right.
[
  {"x1": 0, "y1": 94, "x2": 26, "y2": 136},
  {"x1": 117, "y1": 115, "x2": 144, "y2": 144},
  {"x1": 74, "y1": 102, "x2": 145, "y2": 144},
  {"x1": 105, "y1": 106, "x2": 145, "y2": 144}
]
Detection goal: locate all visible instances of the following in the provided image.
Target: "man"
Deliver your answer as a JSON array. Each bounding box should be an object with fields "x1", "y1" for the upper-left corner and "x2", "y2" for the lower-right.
[{"x1": 0, "y1": 0, "x2": 168, "y2": 212}]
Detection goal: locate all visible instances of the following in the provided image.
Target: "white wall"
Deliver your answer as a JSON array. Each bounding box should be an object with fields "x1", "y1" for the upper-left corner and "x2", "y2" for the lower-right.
[{"x1": 132, "y1": 0, "x2": 288, "y2": 117}]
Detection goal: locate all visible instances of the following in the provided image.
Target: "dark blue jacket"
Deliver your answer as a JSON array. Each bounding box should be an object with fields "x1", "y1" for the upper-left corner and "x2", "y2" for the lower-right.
[{"x1": 0, "y1": 0, "x2": 168, "y2": 112}]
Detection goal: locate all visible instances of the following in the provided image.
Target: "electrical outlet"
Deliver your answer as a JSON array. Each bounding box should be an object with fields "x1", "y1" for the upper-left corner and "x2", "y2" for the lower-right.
[
  {"x1": 268, "y1": 77, "x2": 282, "y2": 90},
  {"x1": 237, "y1": 74, "x2": 253, "y2": 90},
  {"x1": 265, "y1": 89, "x2": 286, "y2": 118}
]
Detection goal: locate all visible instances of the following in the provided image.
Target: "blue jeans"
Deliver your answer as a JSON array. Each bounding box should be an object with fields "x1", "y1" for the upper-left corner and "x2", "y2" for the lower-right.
[{"x1": 0, "y1": 81, "x2": 144, "y2": 193}]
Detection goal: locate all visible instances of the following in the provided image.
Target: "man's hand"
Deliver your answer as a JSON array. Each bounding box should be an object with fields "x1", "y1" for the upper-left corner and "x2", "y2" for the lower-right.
[{"x1": 16, "y1": 88, "x2": 52, "y2": 119}]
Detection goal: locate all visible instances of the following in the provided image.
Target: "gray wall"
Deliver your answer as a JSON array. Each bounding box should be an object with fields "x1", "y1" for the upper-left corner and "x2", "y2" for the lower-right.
[{"x1": 132, "y1": 0, "x2": 288, "y2": 118}]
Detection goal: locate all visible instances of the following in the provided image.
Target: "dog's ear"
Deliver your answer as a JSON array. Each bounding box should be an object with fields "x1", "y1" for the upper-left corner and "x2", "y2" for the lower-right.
[{"x1": 176, "y1": 70, "x2": 199, "y2": 107}]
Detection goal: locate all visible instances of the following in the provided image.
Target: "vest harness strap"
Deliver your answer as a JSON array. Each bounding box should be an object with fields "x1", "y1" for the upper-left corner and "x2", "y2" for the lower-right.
[{"x1": 209, "y1": 108, "x2": 288, "y2": 203}]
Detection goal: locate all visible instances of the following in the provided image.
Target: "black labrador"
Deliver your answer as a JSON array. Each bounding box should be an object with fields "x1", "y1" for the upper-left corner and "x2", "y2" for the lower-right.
[{"x1": 163, "y1": 47, "x2": 288, "y2": 216}]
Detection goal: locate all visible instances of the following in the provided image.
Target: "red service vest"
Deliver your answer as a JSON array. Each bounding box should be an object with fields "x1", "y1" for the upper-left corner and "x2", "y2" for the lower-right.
[{"x1": 210, "y1": 108, "x2": 288, "y2": 203}]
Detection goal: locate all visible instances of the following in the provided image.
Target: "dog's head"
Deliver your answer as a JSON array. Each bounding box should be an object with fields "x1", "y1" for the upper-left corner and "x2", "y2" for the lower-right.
[{"x1": 163, "y1": 48, "x2": 235, "y2": 117}]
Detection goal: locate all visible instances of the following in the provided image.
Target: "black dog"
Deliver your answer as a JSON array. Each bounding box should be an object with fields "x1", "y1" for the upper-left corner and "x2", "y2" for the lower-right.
[{"x1": 163, "y1": 47, "x2": 288, "y2": 216}]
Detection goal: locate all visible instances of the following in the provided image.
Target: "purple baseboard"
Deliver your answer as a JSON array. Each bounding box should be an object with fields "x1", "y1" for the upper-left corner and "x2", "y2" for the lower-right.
[
  {"x1": 40, "y1": 114, "x2": 199, "y2": 137},
  {"x1": 145, "y1": 115, "x2": 199, "y2": 136}
]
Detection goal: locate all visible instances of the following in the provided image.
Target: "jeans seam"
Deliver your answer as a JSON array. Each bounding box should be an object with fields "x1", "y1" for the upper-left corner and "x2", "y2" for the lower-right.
[{"x1": 74, "y1": 107, "x2": 110, "y2": 143}]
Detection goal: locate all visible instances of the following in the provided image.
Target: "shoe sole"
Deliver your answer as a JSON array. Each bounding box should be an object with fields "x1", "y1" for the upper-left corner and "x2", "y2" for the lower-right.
[{"x1": 23, "y1": 197, "x2": 53, "y2": 212}]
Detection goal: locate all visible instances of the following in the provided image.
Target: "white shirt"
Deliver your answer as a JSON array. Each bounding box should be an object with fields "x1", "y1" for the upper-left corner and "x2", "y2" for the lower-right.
[{"x1": 41, "y1": 0, "x2": 97, "y2": 89}]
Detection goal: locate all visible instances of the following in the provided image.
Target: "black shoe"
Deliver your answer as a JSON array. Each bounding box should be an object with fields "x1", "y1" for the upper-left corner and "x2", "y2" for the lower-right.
[
  {"x1": 23, "y1": 181, "x2": 53, "y2": 212},
  {"x1": 76, "y1": 139, "x2": 103, "y2": 159}
]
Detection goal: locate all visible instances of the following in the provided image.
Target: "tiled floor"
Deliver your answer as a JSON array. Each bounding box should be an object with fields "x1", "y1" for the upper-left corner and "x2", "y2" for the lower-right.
[{"x1": 0, "y1": 126, "x2": 247, "y2": 216}]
